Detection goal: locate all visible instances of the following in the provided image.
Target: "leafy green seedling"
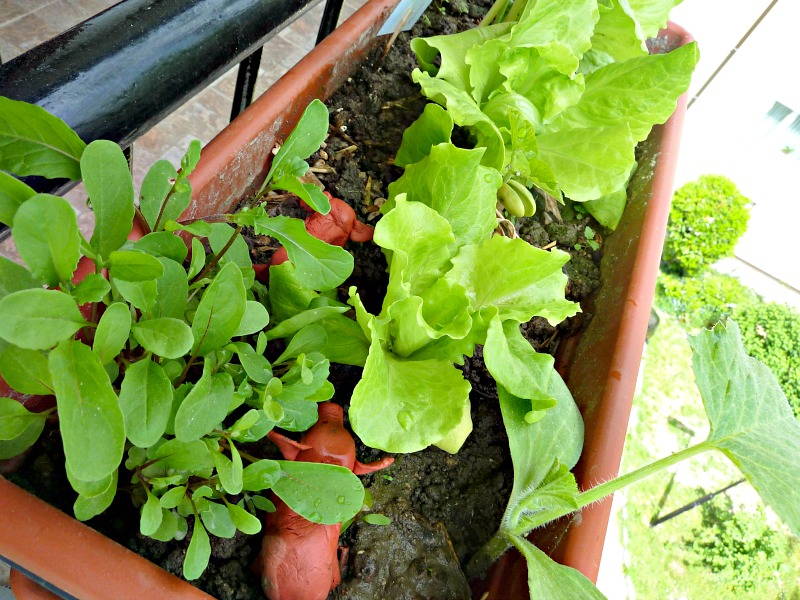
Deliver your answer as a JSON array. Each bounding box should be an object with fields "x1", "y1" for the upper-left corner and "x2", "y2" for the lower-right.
[
  {"x1": 0, "y1": 97, "x2": 364, "y2": 580},
  {"x1": 470, "y1": 321, "x2": 800, "y2": 599},
  {"x1": 256, "y1": 99, "x2": 332, "y2": 214}
]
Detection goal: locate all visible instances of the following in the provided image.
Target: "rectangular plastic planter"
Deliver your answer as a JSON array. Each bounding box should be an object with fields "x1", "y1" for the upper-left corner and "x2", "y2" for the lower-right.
[{"x1": 0, "y1": 0, "x2": 692, "y2": 597}]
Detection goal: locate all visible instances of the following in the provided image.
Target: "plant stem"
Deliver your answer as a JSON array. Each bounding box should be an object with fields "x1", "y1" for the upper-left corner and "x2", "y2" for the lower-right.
[
  {"x1": 502, "y1": 0, "x2": 527, "y2": 24},
  {"x1": 189, "y1": 223, "x2": 243, "y2": 285},
  {"x1": 481, "y1": 0, "x2": 510, "y2": 26},
  {"x1": 466, "y1": 527, "x2": 513, "y2": 578},
  {"x1": 469, "y1": 441, "x2": 715, "y2": 574},
  {"x1": 574, "y1": 441, "x2": 713, "y2": 510}
]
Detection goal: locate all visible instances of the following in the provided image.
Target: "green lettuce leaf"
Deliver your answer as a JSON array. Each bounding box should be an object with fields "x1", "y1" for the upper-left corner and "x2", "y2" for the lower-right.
[
  {"x1": 349, "y1": 323, "x2": 471, "y2": 453},
  {"x1": 446, "y1": 236, "x2": 578, "y2": 324},
  {"x1": 387, "y1": 145, "x2": 501, "y2": 252}
]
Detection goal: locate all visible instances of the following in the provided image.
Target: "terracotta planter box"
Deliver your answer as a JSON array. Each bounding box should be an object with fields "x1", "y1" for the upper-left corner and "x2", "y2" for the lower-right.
[{"x1": 0, "y1": 0, "x2": 693, "y2": 597}]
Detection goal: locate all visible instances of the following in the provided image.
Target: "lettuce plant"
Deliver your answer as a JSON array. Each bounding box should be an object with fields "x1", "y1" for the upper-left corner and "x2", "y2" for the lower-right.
[
  {"x1": 469, "y1": 321, "x2": 800, "y2": 599},
  {"x1": 337, "y1": 140, "x2": 580, "y2": 454},
  {"x1": 407, "y1": 0, "x2": 699, "y2": 228},
  {"x1": 0, "y1": 97, "x2": 363, "y2": 579}
]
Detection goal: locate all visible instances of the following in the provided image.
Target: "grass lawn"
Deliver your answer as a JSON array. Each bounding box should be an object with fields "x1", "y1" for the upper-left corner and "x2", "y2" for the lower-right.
[{"x1": 610, "y1": 311, "x2": 800, "y2": 599}]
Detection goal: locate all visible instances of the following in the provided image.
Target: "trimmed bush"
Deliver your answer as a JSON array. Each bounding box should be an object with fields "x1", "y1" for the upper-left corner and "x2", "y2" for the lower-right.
[
  {"x1": 656, "y1": 269, "x2": 757, "y2": 329},
  {"x1": 733, "y1": 301, "x2": 800, "y2": 418},
  {"x1": 663, "y1": 175, "x2": 750, "y2": 276}
]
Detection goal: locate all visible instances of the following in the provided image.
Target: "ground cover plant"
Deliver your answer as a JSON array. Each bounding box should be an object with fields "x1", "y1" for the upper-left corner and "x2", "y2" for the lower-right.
[{"x1": 0, "y1": 97, "x2": 369, "y2": 581}]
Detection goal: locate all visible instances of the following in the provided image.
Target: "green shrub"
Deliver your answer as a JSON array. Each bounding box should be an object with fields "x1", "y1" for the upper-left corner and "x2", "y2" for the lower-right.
[
  {"x1": 663, "y1": 175, "x2": 750, "y2": 276},
  {"x1": 683, "y1": 493, "x2": 788, "y2": 592},
  {"x1": 656, "y1": 270, "x2": 757, "y2": 329},
  {"x1": 733, "y1": 301, "x2": 800, "y2": 418}
]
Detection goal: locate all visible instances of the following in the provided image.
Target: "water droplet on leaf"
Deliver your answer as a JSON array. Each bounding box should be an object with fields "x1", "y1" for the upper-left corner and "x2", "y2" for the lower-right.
[
  {"x1": 337, "y1": 496, "x2": 346, "y2": 504},
  {"x1": 308, "y1": 512, "x2": 322, "y2": 523}
]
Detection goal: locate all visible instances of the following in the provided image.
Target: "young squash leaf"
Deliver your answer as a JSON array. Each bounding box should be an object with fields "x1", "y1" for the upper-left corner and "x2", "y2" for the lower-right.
[
  {"x1": 690, "y1": 320, "x2": 800, "y2": 535},
  {"x1": 511, "y1": 535, "x2": 607, "y2": 600},
  {"x1": 0, "y1": 96, "x2": 86, "y2": 180}
]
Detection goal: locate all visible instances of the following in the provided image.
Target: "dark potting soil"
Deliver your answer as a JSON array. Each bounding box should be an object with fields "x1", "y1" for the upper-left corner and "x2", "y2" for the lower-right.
[{"x1": 8, "y1": 1, "x2": 604, "y2": 599}]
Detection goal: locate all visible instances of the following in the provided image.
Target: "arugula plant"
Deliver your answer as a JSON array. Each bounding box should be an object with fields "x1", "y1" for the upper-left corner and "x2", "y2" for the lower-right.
[
  {"x1": 0, "y1": 96, "x2": 363, "y2": 579},
  {"x1": 403, "y1": 0, "x2": 698, "y2": 228},
  {"x1": 467, "y1": 320, "x2": 800, "y2": 598}
]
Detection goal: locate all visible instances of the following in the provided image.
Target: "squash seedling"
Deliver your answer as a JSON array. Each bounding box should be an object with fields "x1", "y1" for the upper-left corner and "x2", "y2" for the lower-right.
[
  {"x1": 0, "y1": 96, "x2": 365, "y2": 580},
  {"x1": 467, "y1": 321, "x2": 800, "y2": 599}
]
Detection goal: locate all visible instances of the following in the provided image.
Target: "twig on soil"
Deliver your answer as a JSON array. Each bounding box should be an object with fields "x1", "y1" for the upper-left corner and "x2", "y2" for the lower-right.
[
  {"x1": 334, "y1": 144, "x2": 358, "y2": 159},
  {"x1": 541, "y1": 240, "x2": 557, "y2": 251},
  {"x1": 381, "y1": 94, "x2": 423, "y2": 110}
]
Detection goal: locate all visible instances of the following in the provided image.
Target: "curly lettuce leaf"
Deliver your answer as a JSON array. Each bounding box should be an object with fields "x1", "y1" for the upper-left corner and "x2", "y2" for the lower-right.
[
  {"x1": 387, "y1": 145, "x2": 502, "y2": 252},
  {"x1": 446, "y1": 236, "x2": 578, "y2": 324},
  {"x1": 349, "y1": 322, "x2": 471, "y2": 453},
  {"x1": 549, "y1": 42, "x2": 699, "y2": 142},
  {"x1": 374, "y1": 195, "x2": 455, "y2": 307}
]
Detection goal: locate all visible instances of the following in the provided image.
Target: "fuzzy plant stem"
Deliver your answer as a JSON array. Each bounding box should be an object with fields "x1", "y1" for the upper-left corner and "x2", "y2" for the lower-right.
[{"x1": 468, "y1": 440, "x2": 714, "y2": 576}]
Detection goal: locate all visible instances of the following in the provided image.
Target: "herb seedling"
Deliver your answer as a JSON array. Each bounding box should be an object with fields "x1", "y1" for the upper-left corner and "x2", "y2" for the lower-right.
[{"x1": 0, "y1": 97, "x2": 363, "y2": 579}]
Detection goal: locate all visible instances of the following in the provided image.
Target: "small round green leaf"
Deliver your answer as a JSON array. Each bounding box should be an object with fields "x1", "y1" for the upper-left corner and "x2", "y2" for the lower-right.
[
  {"x1": 119, "y1": 359, "x2": 173, "y2": 448},
  {"x1": 0, "y1": 289, "x2": 87, "y2": 350},
  {"x1": 272, "y1": 461, "x2": 364, "y2": 525},
  {"x1": 228, "y1": 503, "x2": 262, "y2": 535},
  {"x1": 362, "y1": 513, "x2": 391, "y2": 526},
  {"x1": 132, "y1": 318, "x2": 193, "y2": 359},
  {"x1": 93, "y1": 302, "x2": 131, "y2": 365}
]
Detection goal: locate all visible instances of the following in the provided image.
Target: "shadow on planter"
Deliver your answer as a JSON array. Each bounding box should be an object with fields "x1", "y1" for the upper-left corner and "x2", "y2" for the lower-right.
[{"x1": 0, "y1": 0, "x2": 693, "y2": 596}]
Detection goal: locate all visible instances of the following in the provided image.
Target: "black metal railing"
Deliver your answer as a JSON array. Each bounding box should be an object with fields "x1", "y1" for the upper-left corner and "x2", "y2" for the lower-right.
[{"x1": 0, "y1": 0, "x2": 350, "y2": 206}]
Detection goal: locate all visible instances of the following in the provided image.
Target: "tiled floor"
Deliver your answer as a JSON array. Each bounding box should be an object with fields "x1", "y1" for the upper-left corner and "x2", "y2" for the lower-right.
[{"x1": 0, "y1": 0, "x2": 365, "y2": 257}]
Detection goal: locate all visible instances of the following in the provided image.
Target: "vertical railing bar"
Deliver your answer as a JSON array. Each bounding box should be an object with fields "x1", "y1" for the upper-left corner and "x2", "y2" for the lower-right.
[
  {"x1": 315, "y1": 0, "x2": 345, "y2": 45},
  {"x1": 230, "y1": 47, "x2": 264, "y2": 122}
]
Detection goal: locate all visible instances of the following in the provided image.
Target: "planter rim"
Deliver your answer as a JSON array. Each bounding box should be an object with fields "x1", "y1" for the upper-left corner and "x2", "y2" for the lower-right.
[
  {"x1": 0, "y1": 6, "x2": 693, "y2": 599},
  {"x1": 0, "y1": 1, "x2": 402, "y2": 598}
]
